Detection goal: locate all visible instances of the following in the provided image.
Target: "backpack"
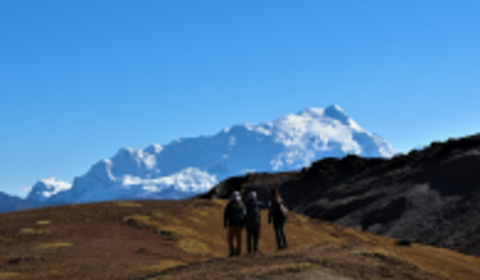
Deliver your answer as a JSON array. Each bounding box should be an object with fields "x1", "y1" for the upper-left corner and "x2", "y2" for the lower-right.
[
  {"x1": 229, "y1": 201, "x2": 245, "y2": 225},
  {"x1": 272, "y1": 199, "x2": 288, "y2": 220},
  {"x1": 280, "y1": 202, "x2": 289, "y2": 219}
]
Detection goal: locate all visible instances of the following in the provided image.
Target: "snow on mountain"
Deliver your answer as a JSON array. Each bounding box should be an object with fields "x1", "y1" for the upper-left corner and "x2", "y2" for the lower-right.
[
  {"x1": 56, "y1": 166, "x2": 218, "y2": 203},
  {"x1": 26, "y1": 177, "x2": 72, "y2": 202},
  {"x1": 27, "y1": 105, "x2": 396, "y2": 205}
]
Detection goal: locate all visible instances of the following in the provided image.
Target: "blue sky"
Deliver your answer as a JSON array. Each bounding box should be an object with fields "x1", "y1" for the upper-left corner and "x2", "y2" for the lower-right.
[{"x1": 1, "y1": 1, "x2": 479, "y2": 197}]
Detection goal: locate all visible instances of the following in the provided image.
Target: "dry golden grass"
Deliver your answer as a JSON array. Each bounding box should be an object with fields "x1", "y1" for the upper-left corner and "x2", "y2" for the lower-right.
[
  {"x1": 38, "y1": 242, "x2": 73, "y2": 249},
  {"x1": 142, "y1": 260, "x2": 186, "y2": 273},
  {"x1": 1, "y1": 199, "x2": 480, "y2": 280},
  {"x1": 116, "y1": 201, "x2": 143, "y2": 207},
  {"x1": 123, "y1": 214, "x2": 152, "y2": 228},
  {"x1": 0, "y1": 273, "x2": 20, "y2": 279},
  {"x1": 162, "y1": 225, "x2": 198, "y2": 237},
  {"x1": 124, "y1": 210, "x2": 210, "y2": 256},
  {"x1": 295, "y1": 214, "x2": 309, "y2": 224},
  {"x1": 175, "y1": 238, "x2": 211, "y2": 255},
  {"x1": 36, "y1": 220, "x2": 51, "y2": 225},
  {"x1": 120, "y1": 200, "x2": 366, "y2": 259}
]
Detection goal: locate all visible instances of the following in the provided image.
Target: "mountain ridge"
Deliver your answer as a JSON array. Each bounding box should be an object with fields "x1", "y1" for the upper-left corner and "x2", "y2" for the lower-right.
[{"x1": 1, "y1": 105, "x2": 395, "y2": 212}]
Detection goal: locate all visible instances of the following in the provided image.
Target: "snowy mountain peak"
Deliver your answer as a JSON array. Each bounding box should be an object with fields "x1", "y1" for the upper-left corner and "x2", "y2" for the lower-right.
[
  {"x1": 298, "y1": 107, "x2": 325, "y2": 118},
  {"x1": 27, "y1": 177, "x2": 72, "y2": 202},
  {"x1": 23, "y1": 104, "x2": 396, "y2": 206},
  {"x1": 323, "y1": 104, "x2": 351, "y2": 125},
  {"x1": 116, "y1": 146, "x2": 136, "y2": 156},
  {"x1": 328, "y1": 104, "x2": 346, "y2": 112},
  {"x1": 40, "y1": 177, "x2": 69, "y2": 185},
  {"x1": 145, "y1": 144, "x2": 163, "y2": 154}
]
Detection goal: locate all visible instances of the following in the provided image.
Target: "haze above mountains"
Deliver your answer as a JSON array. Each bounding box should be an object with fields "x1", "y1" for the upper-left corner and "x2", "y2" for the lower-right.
[{"x1": 1, "y1": 105, "x2": 395, "y2": 212}]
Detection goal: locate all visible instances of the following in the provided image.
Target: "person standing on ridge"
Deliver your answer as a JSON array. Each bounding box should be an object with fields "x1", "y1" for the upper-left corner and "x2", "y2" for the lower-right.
[
  {"x1": 224, "y1": 191, "x2": 246, "y2": 257},
  {"x1": 245, "y1": 191, "x2": 264, "y2": 254},
  {"x1": 268, "y1": 188, "x2": 289, "y2": 250}
]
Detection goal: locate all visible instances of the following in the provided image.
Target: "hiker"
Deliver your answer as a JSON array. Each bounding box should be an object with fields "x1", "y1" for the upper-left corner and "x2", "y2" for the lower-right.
[
  {"x1": 268, "y1": 188, "x2": 289, "y2": 250},
  {"x1": 245, "y1": 191, "x2": 264, "y2": 254},
  {"x1": 224, "y1": 191, "x2": 246, "y2": 257}
]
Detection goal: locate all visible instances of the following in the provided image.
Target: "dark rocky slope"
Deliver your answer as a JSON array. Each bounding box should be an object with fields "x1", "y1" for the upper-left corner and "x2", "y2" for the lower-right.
[{"x1": 200, "y1": 134, "x2": 480, "y2": 257}]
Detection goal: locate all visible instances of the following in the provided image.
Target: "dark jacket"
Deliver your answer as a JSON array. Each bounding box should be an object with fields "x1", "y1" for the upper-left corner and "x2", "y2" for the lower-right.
[
  {"x1": 224, "y1": 200, "x2": 246, "y2": 228},
  {"x1": 268, "y1": 198, "x2": 287, "y2": 224},
  {"x1": 245, "y1": 199, "x2": 265, "y2": 226}
]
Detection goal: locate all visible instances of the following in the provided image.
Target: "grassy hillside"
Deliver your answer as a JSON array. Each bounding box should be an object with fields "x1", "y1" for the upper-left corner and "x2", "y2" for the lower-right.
[{"x1": 0, "y1": 199, "x2": 479, "y2": 280}]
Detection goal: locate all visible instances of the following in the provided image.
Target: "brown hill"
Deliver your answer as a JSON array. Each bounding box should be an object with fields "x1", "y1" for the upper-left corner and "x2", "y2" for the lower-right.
[
  {"x1": 1, "y1": 199, "x2": 480, "y2": 280},
  {"x1": 200, "y1": 133, "x2": 480, "y2": 257}
]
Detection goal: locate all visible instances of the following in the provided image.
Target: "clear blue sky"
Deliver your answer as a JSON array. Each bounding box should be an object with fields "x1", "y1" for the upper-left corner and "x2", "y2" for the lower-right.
[{"x1": 1, "y1": 1, "x2": 479, "y2": 197}]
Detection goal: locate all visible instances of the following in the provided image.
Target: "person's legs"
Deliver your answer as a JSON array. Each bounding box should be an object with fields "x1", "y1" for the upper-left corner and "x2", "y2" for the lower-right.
[
  {"x1": 235, "y1": 226, "x2": 243, "y2": 256},
  {"x1": 246, "y1": 226, "x2": 253, "y2": 254},
  {"x1": 227, "y1": 227, "x2": 235, "y2": 256},
  {"x1": 253, "y1": 223, "x2": 260, "y2": 253},
  {"x1": 279, "y1": 221, "x2": 288, "y2": 249},
  {"x1": 273, "y1": 221, "x2": 282, "y2": 250}
]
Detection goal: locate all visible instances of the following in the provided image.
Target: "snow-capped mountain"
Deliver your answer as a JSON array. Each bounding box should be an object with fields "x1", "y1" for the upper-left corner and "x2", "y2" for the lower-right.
[
  {"x1": 55, "y1": 167, "x2": 218, "y2": 203},
  {"x1": 27, "y1": 177, "x2": 72, "y2": 202},
  {"x1": 24, "y1": 105, "x2": 395, "y2": 205}
]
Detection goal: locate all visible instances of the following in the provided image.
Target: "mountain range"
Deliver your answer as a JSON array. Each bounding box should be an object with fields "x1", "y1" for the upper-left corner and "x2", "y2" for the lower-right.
[{"x1": 0, "y1": 105, "x2": 394, "y2": 212}]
